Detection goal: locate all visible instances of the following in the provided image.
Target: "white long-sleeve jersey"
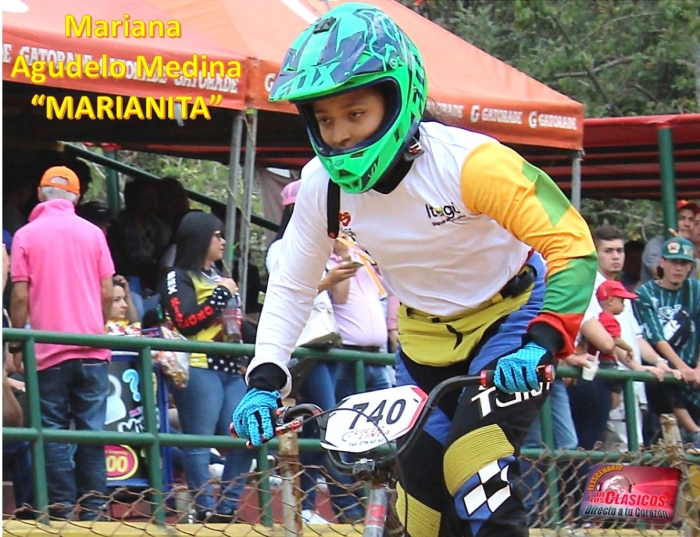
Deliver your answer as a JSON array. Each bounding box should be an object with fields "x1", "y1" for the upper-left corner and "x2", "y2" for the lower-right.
[{"x1": 250, "y1": 122, "x2": 597, "y2": 396}]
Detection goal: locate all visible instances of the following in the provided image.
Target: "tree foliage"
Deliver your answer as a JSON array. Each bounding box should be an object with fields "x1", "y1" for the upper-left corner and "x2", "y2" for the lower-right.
[
  {"x1": 400, "y1": 0, "x2": 699, "y2": 240},
  {"x1": 402, "y1": 0, "x2": 699, "y2": 116}
]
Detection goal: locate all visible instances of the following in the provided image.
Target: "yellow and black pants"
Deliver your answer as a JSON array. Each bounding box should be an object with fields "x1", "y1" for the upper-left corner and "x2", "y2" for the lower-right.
[{"x1": 394, "y1": 253, "x2": 552, "y2": 537}]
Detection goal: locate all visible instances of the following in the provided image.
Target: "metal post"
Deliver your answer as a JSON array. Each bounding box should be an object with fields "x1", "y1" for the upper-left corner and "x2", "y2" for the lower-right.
[
  {"x1": 354, "y1": 359, "x2": 367, "y2": 394},
  {"x1": 225, "y1": 112, "x2": 244, "y2": 275},
  {"x1": 278, "y1": 398, "x2": 303, "y2": 537},
  {"x1": 570, "y1": 150, "x2": 582, "y2": 211},
  {"x1": 240, "y1": 109, "x2": 259, "y2": 312},
  {"x1": 23, "y1": 337, "x2": 49, "y2": 524},
  {"x1": 140, "y1": 346, "x2": 165, "y2": 523},
  {"x1": 623, "y1": 381, "x2": 640, "y2": 451},
  {"x1": 103, "y1": 150, "x2": 121, "y2": 218},
  {"x1": 540, "y1": 396, "x2": 561, "y2": 524},
  {"x1": 257, "y1": 445, "x2": 275, "y2": 527},
  {"x1": 658, "y1": 126, "x2": 678, "y2": 238}
]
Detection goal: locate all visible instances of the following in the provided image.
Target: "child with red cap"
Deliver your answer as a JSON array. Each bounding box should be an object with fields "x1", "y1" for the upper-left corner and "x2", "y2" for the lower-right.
[
  {"x1": 595, "y1": 280, "x2": 639, "y2": 364},
  {"x1": 585, "y1": 280, "x2": 639, "y2": 404}
]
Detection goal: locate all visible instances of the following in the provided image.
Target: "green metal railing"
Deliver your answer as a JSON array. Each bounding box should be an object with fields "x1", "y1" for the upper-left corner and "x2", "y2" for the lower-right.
[
  {"x1": 1, "y1": 328, "x2": 694, "y2": 527},
  {"x1": 1, "y1": 328, "x2": 393, "y2": 524}
]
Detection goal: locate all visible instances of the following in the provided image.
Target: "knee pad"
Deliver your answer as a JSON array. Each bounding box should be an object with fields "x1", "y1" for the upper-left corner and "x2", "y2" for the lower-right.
[
  {"x1": 395, "y1": 482, "x2": 442, "y2": 537},
  {"x1": 443, "y1": 424, "x2": 514, "y2": 497}
]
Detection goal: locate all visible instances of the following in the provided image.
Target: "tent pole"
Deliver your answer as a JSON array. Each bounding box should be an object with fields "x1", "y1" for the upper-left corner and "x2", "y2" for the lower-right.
[
  {"x1": 658, "y1": 126, "x2": 677, "y2": 238},
  {"x1": 240, "y1": 109, "x2": 259, "y2": 315},
  {"x1": 103, "y1": 149, "x2": 121, "y2": 218},
  {"x1": 570, "y1": 150, "x2": 582, "y2": 211},
  {"x1": 225, "y1": 112, "x2": 244, "y2": 276}
]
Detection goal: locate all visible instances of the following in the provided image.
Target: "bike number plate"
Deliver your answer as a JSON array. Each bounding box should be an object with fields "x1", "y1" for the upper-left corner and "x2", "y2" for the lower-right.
[{"x1": 321, "y1": 385, "x2": 428, "y2": 453}]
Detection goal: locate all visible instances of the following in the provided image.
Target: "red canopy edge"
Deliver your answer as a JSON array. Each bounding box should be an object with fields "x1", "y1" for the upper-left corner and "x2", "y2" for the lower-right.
[
  {"x1": 523, "y1": 114, "x2": 700, "y2": 201},
  {"x1": 3, "y1": 0, "x2": 585, "y2": 150}
]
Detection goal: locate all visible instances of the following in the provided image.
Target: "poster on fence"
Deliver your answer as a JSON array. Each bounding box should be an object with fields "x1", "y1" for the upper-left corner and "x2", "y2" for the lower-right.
[
  {"x1": 580, "y1": 464, "x2": 681, "y2": 523},
  {"x1": 104, "y1": 355, "x2": 149, "y2": 484}
]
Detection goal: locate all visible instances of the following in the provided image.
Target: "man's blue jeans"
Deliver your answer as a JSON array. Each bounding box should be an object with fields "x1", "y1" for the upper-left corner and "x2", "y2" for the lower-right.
[
  {"x1": 299, "y1": 361, "x2": 363, "y2": 519},
  {"x1": 38, "y1": 359, "x2": 109, "y2": 520},
  {"x1": 170, "y1": 366, "x2": 253, "y2": 515},
  {"x1": 519, "y1": 379, "x2": 578, "y2": 523},
  {"x1": 336, "y1": 362, "x2": 392, "y2": 401}
]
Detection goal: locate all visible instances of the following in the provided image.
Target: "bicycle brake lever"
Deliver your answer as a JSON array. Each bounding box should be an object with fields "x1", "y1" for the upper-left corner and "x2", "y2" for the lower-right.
[
  {"x1": 229, "y1": 405, "x2": 320, "y2": 448},
  {"x1": 273, "y1": 405, "x2": 319, "y2": 435},
  {"x1": 273, "y1": 417, "x2": 306, "y2": 435},
  {"x1": 481, "y1": 364, "x2": 555, "y2": 388}
]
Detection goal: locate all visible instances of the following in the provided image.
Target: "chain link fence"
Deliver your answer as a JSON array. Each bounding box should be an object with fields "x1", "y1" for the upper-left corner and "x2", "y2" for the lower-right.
[
  {"x1": 3, "y1": 331, "x2": 699, "y2": 536},
  {"x1": 3, "y1": 444, "x2": 699, "y2": 536}
]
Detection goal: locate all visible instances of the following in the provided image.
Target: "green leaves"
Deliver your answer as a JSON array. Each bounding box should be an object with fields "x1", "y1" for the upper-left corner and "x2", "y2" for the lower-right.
[{"x1": 398, "y1": 0, "x2": 699, "y2": 117}]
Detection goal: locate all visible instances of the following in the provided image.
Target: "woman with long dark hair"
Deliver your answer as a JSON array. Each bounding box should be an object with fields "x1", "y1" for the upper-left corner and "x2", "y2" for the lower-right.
[{"x1": 160, "y1": 211, "x2": 251, "y2": 523}]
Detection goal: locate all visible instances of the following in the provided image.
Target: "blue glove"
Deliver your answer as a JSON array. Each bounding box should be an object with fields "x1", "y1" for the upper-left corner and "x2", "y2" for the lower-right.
[
  {"x1": 494, "y1": 342, "x2": 549, "y2": 394},
  {"x1": 232, "y1": 388, "x2": 281, "y2": 446}
]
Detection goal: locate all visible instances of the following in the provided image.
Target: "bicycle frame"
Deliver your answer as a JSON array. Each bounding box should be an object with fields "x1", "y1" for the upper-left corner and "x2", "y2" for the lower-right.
[
  {"x1": 319, "y1": 366, "x2": 555, "y2": 536},
  {"x1": 259, "y1": 366, "x2": 554, "y2": 537}
]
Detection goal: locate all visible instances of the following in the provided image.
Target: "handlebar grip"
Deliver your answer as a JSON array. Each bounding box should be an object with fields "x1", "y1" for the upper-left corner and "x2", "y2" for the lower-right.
[
  {"x1": 480, "y1": 364, "x2": 555, "y2": 388},
  {"x1": 229, "y1": 404, "x2": 323, "y2": 448}
]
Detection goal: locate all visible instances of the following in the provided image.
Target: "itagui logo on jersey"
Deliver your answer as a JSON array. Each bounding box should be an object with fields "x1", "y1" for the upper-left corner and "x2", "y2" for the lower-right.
[{"x1": 425, "y1": 203, "x2": 465, "y2": 226}]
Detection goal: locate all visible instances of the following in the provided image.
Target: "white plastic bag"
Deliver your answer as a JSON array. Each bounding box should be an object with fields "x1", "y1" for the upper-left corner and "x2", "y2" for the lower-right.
[{"x1": 295, "y1": 292, "x2": 341, "y2": 348}]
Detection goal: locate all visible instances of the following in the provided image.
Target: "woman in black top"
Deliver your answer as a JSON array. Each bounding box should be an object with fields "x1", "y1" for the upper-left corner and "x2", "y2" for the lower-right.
[{"x1": 160, "y1": 211, "x2": 251, "y2": 523}]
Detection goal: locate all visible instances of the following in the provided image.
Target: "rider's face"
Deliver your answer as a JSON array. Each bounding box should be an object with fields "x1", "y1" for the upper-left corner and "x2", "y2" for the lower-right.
[{"x1": 312, "y1": 87, "x2": 386, "y2": 151}]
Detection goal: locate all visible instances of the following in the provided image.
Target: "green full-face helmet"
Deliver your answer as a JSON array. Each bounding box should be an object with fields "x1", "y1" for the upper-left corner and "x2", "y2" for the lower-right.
[{"x1": 269, "y1": 2, "x2": 427, "y2": 194}]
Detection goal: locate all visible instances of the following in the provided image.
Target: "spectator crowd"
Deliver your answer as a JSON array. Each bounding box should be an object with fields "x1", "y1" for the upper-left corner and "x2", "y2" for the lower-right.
[{"x1": 3, "y1": 156, "x2": 700, "y2": 525}]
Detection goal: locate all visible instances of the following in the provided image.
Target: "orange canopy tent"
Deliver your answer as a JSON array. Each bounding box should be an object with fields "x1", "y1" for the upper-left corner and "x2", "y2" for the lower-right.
[
  {"x1": 147, "y1": 0, "x2": 584, "y2": 150},
  {"x1": 3, "y1": 0, "x2": 584, "y2": 152},
  {"x1": 2, "y1": 0, "x2": 248, "y2": 110}
]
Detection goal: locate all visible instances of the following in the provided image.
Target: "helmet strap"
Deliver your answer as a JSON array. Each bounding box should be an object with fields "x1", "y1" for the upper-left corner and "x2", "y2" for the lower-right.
[
  {"x1": 403, "y1": 137, "x2": 424, "y2": 162},
  {"x1": 326, "y1": 181, "x2": 341, "y2": 239}
]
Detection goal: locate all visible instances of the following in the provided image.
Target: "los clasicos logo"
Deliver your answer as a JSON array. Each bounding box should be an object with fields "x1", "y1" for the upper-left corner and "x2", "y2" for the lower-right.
[{"x1": 580, "y1": 464, "x2": 681, "y2": 522}]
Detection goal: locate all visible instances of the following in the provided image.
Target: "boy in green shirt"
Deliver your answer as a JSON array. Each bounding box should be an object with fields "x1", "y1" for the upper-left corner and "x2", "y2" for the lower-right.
[{"x1": 633, "y1": 237, "x2": 700, "y2": 448}]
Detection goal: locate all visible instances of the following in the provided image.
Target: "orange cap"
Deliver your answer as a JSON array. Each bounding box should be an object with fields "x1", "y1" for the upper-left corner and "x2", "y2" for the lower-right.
[
  {"x1": 677, "y1": 199, "x2": 700, "y2": 214},
  {"x1": 39, "y1": 166, "x2": 80, "y2": 195}
]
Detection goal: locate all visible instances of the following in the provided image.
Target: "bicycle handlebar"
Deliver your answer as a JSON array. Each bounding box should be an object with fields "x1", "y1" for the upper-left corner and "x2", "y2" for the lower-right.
[
  {"x1": 325, "y1": 364, "x2": 555, "y2": 474},
  {"x1": 230, "y1": 365, "x2": 554, "y2": 456},
  {"x1": 229, "y1": 403, "x2": 322, "y2": 447}
]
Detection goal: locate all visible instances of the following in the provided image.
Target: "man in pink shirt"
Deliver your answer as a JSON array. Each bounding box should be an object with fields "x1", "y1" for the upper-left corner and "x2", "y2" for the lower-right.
[{"x1": 10, "y1": 166, "x2": 114, "y2": 521}]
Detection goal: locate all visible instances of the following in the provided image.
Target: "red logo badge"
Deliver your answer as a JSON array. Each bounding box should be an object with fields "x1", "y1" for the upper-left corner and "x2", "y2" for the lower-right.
[{"x1": 339, "y1": 212, "x2": 351, "y2": 227}]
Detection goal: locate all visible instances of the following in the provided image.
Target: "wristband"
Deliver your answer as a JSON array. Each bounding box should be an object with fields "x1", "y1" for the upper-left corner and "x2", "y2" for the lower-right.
[{"x1": 8, "y1": 344, "x2": 22, "y2": 354}]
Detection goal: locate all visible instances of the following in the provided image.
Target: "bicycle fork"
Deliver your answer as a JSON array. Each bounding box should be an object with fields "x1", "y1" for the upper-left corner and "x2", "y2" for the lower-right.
[{"x1": 364, "y1": 482, "x2": 394, "y2": 537}]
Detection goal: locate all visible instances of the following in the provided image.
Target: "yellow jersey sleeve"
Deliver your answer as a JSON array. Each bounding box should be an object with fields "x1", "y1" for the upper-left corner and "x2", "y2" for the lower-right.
[{"x1": 460, "y1": 142, "x2": 597, "y2": 357}]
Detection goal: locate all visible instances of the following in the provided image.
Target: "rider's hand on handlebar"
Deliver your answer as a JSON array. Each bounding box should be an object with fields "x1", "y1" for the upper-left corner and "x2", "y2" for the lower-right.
[
  {"x1": 231, "y1": 388, "x2": 281, "y2": 446},
  {"x1": 494, "y1": 342, "x2": 551, "y2": 393}
]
